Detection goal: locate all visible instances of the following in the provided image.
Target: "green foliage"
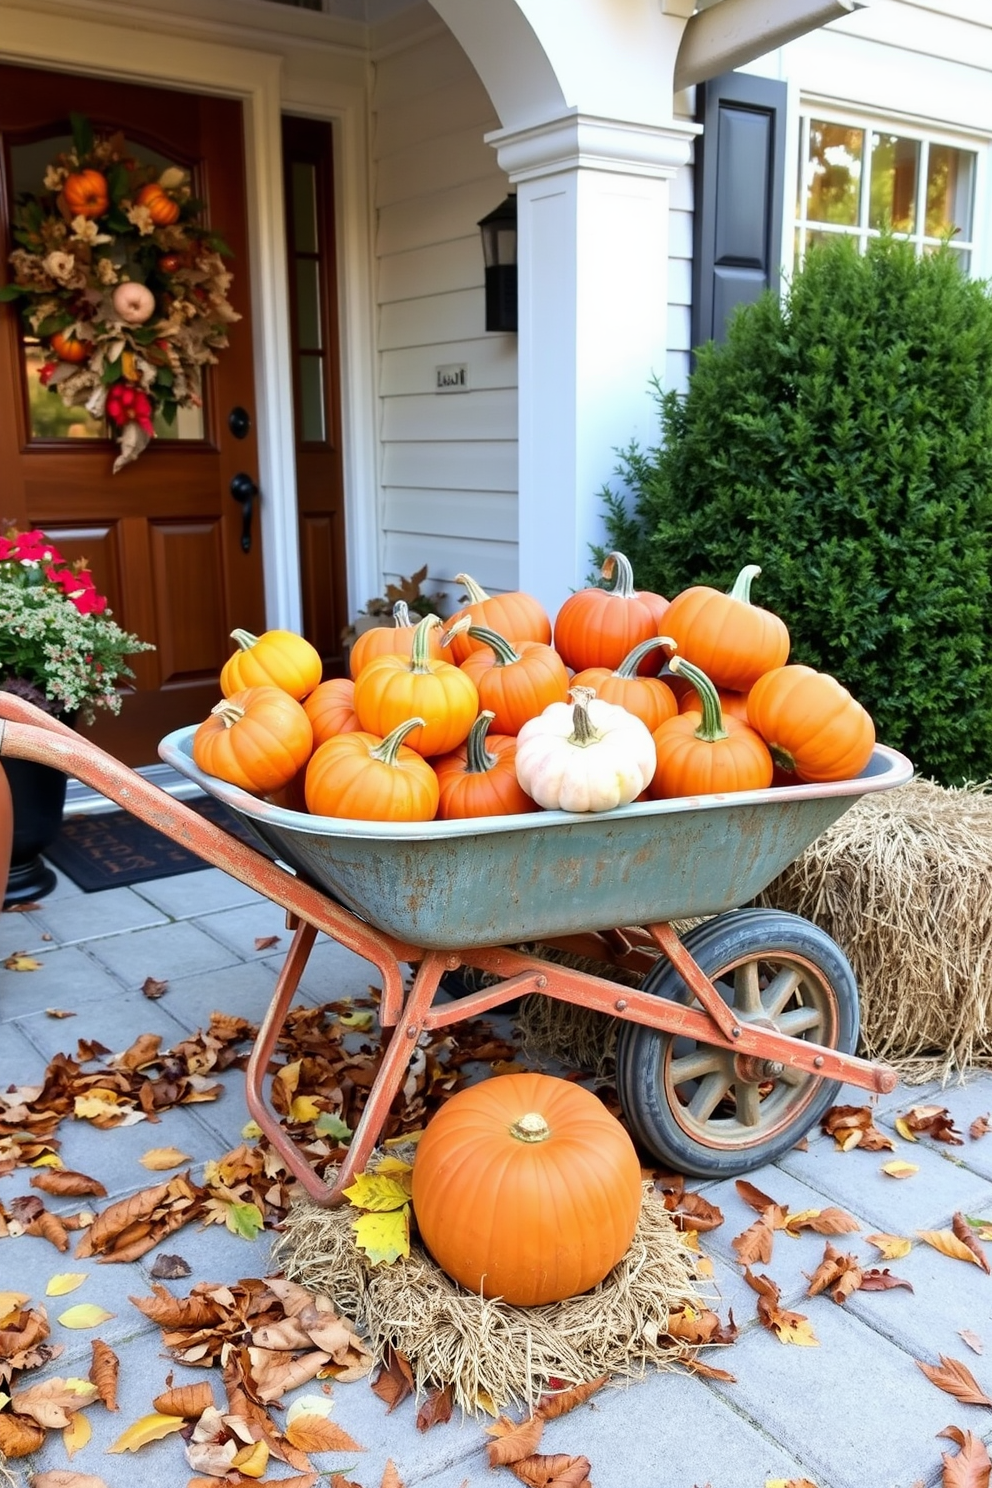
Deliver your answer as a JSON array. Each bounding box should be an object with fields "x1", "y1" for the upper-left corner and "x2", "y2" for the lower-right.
[{"x1": 601, "y1": 235, "x2": 992, "y2": 784}]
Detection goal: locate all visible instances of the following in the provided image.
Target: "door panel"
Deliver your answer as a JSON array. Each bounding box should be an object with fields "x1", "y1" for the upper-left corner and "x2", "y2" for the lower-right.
[{"x1": 0, "y1": 64, "x2": 265, "y2": 764}]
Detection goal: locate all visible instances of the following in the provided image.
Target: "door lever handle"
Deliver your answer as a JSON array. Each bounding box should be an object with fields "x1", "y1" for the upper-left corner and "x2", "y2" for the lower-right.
[{"x1": 230, "y1": 473, "x2": 258, "y2": 554}]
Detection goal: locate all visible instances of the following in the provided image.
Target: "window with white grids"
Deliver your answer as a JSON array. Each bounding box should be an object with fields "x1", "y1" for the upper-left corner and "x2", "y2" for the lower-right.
[{"x1": 795, "y1": 114, "x2": 978, "y2": 274}]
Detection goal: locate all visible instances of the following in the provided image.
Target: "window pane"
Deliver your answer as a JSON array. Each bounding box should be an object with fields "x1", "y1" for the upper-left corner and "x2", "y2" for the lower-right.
[
  {"x1": 295, "y1": 258, "x2": 323, "y2": 351},
  {"x1": 298, "y1": 356, "x2": 325, "y2": 442},
  {"x1": 805, "y1": 121, "x2": 864, "y2": 226},
  {"x1": 926, "y1": 144, "x2": 975, "y2": 240},
  {"x1": 24, "y1": 343, "x2": 104, "y2": 440},
  {"x1": 869, "y1": 133, "x2": 918, "y2": 232},
  {"x1": 291, "y1": 162, "x2": 319, "y2": 253}
]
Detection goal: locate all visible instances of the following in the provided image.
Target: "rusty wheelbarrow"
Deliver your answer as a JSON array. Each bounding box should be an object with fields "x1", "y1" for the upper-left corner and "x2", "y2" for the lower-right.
[{"x1": 0, "y1": 692, "x2": 913, "y2": 1196}]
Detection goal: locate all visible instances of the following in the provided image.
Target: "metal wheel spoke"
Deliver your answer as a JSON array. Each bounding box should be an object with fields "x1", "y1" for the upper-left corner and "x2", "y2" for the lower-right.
[
  {"x1": 777, "y1": 1004, "x2": 823, "y2": 1037},
  {"x1": 670, "y1": 1048, "x2": 726, "y2": 1085},
  {"x1": 687, "y1": 1071, "x2": 732, "y2": 1122},
  {"x1": 734, "y1": 960, "x2": 763, "y2": 1015},
  {"x1": 734, "y1": 1080, "x2": 762, "y2": 1128},
  {"x1": 761, "y1": 967, "x2": 803, "y2": 1018}
]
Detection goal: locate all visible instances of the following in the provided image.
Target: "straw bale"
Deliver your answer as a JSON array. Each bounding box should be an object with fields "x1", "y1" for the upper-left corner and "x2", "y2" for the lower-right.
[{"x1": 273, "y1": 1183, "x2": 705, "y2": 1414}]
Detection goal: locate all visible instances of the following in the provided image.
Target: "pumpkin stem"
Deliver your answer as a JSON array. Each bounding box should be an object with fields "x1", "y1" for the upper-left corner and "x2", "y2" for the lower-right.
[
  {"x1": 465, "y1": 623, "x2": 521, "y2": 668},
  {"x1": 229, "y1": 628, "x2": 258, "y2": 653},
  {"x1": 455, "y1": 572, "x2": 490, "y2": 605},
  {"x1": 727, "y1": 564, "x2": 762, "y2": 605},
  {"x1": 210, "y1": 698, "x2": 245, "y2": 730},
  {"x1": 440, "y1": 614, "x2": 471, "y2": 649},
  {"x1": 600, "y1": 551, "x2": 636, "y2": 599},
  {"x1": 614, "y1": 634, "x2": 676, "y2": 679},
  {"x1": 668, "y1": 656, "x2": 728, "y2": 743},
  {"x1": 391, "y1": 600, "x2": 411, "y2": 627},
  {"x1": 510, "y1": 1112, "x2": 551, "y2": 1143},
  {"x1": 409, "y1": 613, "x2": 442, "y2": 672},
  {"x1": 369, "y1": 716, "x2": 426, "y2": 765},
  {"x1": 567, "y1": 686, "x2": 599, "y2": 746},
  {"x1": 465, "y1": 711, "x2": 500, "y2": 773}
]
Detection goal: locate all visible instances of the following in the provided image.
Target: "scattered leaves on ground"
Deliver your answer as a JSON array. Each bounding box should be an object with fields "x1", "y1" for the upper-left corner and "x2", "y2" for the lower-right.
[{"x1": 917, "y1": 1356, "x2": 992, "y2": 1408}]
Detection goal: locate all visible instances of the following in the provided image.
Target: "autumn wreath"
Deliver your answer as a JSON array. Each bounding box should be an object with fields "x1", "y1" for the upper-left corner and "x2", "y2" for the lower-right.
[{"x1": 0, "y1": 112, "x2": 239, "y2": 471}]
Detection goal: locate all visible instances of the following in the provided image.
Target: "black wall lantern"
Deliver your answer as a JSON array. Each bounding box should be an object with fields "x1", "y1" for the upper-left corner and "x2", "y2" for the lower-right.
[{"x1": 478, "y1": 193, "x2": 517, "y2": 333}]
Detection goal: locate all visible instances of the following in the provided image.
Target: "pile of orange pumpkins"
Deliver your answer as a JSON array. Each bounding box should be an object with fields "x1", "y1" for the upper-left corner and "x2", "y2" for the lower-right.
[{"x1": 191, "y1": 554, "x2": 876, "y2": 822}]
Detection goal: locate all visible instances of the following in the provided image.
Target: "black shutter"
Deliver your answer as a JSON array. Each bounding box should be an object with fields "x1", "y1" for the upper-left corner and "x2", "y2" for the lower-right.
[{"x1": 691, "y1": 71, "x2": 787, "y2": 350}]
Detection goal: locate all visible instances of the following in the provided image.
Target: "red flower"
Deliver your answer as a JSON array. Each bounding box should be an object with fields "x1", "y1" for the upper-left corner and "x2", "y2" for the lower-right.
[
  {"x1": 106, "y1": 381, "x2": 155, "y2": 437},
  {"x1": 14, "y1": 529, "x2": 63, "y2": 565},
  {"x1": 38, "y1": 361, "x2": 58, "y2": 387}
]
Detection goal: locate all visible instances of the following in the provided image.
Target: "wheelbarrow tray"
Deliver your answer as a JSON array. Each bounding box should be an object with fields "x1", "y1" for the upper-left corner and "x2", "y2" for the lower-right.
[{"x1": 160, "y1": 729, "x2": 912, "y2": 950}]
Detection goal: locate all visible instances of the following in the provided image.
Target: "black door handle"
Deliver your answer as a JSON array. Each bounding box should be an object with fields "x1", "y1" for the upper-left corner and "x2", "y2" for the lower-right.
[{"x1": 230, "y1": 473, "x2": 258, "y2": 553}]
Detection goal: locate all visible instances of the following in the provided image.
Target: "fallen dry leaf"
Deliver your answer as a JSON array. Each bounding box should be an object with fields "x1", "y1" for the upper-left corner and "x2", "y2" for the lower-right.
[
  {"x1": 536, "y1": 1374, "x2": 608, "y2": 1419},
  {"x1": 149, "y1": 1253, "x2": 191, "y2": 1280},
  {"x1": 152, "y1": 1381, "x2": 215, "y2": 1418},
  {"x1": 45, "y1": 1273, "x2": 88, "y2": 1297},
  {"x1": 744, "y1": 1269, "x2": 818, "y2": 1346},
  {"x1": 63, "y1": 1408, "x2": 92, "y2": 1458},
  {"x1": 508, "y1": 1452, "x2": 592, "y2": 1487},
  {"x1": 917, "y1": 1356, "x2": 992, "y2": 1408},
  {"x1": 866, "y1": 1232, "x2": 913, "y2": 1260},
  {"x1": 920, "y1": 1229, "x2": 989, "y2": 1269},
  {"x1": 57, "y1": 1304, "x2": 113, "y2": 1330},
  {"x1": 30, "y1": 1170, "x2": 106, "y2": 1199},
  {"x1": 27, "y1": 1473, "x2": 112, "y2": 1488},
  {"x1": 882, "y1": 1160, "x2": 919, "y2": 1179},
  {"x1": 898, "y1": 1105, "x2": 964, "y2": 1146},
  {"x1": 953, "y1": 1213, "x2": 992, "y2": 1275},
  {"x1": 416, "y1": 1383, "x2": 454, "y2": 1431},
  {"x1": 970, "y1": 1116, "x2": 991, "y2": 1141},
  {"x1": 5, "y1": 951, "x2": 43, "y2": 971},
  {"x1": 106, "y1": 1411, "x2": 187, "y2": 1453},
  {"x1": 858, "y1": 1268, "x2": 913, "y2": 1293},
  {"x1": 486, "y1": 1413, "x2": 545, "y2": 1467},
  {"x1": 961, "y1": 1331, "x2": 985, "y2": 1355},
  {"x1": 141, "y1": 976, "x2": 168, "y2": 999},
  {"x1": 0, "y1": 1409, "x2": 46, "y2": 1457},
  {"x1": 255, "y1": 936, "x2": 280, "y2": 952},
  {"x1": 284, "y1": 1414, "x2": 365, "y2": 1453},
  {"x1": 11, "y1": 1376, "x2": 99, "y2": 1428},
  {"x1": 805, "y1": 1243, "x2": 863, "y2": 1304},
  {"x1": 139, "y1": 1147, "x2": 192, "y2": 1171},
  {"x1": 89, "y1": 1339, "x2": 119, "y2": 1411},
  {"x1": 821, "y1": 1103, "x2": 895, "y2": 1152},
  {"x1": 937, "y1": 1423, "x2": 992, "y2": 1487},
  {"x1": 371, "y1": 1344, "x2": 415, "y2": 1413}
]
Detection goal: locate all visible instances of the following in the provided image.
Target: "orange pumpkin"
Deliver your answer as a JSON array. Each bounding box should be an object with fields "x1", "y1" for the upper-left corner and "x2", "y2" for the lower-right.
[
  {"x1": 304, "y1": 717, "x2": 439, "y2": 821},
  {"x1": 451, "y1": 621, "x2": 569, "y2": 736},
  {"x1": 678, "y1": 684, "x2": 750, "y2": 725},
  {"x1": 49, "y1": 330, "x2": 92, "y2": 363},
  {"x1": 553, "y1": 552, "x2": 663, "y2": 673},
  {"x1": 650, "y1": 656, "x2": 773, "y2": 799},
  {"x1": 433, "y1": 711, "x2": 539, "y2": 820},
  {"x1": 747, "y1": 664, "x2": 875, "y2": 782},
  {"x1": 192, "y1": 686, "x2": 313, "y2": 795},
  {"x1": 220, "y1": 628, "x2": 322, "y2": 701},
  {"x1": 570, "y1": 635, "x2": 678, "y2": 733},
  {"x1": 63, "y1": 169, "x2": 109, "y2": 219},
  {"x1": 661, "y1": 564, "x2": 790, "y2": 693},
  {"x1": 136, "y1": 181, "x2": 181, "y2": 226},
  {"x1": 354, "y1": 615, "x2": 479, "y2": 758},
  {"x1": 443, "y1": 573, "x2": 552, "y2": 664},
  {"x1": 349, "y1": 601, "x2": 443, "y2": 680},
  {"x1": 411, "y1": 1072, "x2": 643, "y2": 1306},
  {"x1": 304, "y1": 677, "x2": 361, "y2": 746}
]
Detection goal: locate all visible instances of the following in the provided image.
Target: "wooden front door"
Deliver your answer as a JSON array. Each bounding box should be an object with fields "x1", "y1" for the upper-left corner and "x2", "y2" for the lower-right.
[{"x1": 0, "y1": 64, "x2": 266, "y2": 766}]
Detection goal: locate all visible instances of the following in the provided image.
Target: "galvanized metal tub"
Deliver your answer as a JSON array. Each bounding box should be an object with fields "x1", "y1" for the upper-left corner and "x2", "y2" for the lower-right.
[{"x1": 159, "y1": 728, "x2": 912, "y2": 951}]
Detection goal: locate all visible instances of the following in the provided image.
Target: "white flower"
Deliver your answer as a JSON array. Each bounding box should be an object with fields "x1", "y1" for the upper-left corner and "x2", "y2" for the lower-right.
[
  {"x1": 42, "y1": 251, "x2": 85, "y2": 289},
  {"x1": 69, "y1": 216, "x2": 112, "y2": 246},
  {"x1": 125, "y1": 203, "x2": 155, "y2": 236},
  {"x1": 96, "y1": 257, "x2": 119, "y2": 286},
  {"x1": 44, "y1": 164, "x2": 68, "y2": 191}
]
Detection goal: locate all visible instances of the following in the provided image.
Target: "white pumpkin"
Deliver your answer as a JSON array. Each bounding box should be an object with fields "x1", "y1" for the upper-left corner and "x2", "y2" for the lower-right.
[
  {"x1": 112, "y1": 281, "x2": 156, "y2": 325},
  {"x1": 514, "y1": 687, "x2": 656, "y2": 813}
]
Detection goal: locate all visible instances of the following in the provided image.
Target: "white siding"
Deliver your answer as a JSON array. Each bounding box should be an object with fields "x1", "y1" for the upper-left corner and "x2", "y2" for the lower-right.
[{"x1": 372, "y1": 14, "x2": 517, "y2": 604}]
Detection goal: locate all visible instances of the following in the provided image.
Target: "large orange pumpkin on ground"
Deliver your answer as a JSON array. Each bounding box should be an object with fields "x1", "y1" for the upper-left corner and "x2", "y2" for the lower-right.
[{"x1": 411, "y1": 1072, "x2": 642, "y2": 1306}]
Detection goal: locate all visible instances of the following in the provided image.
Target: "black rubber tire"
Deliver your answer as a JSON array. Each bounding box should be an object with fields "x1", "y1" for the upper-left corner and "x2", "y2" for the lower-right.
[{"x1": 615, "y1": 908, "x2": 859, "y2": 1178}]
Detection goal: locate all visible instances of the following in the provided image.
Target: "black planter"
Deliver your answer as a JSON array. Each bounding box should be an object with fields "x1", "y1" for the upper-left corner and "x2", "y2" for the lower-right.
[{"x1": 3, "y1": 754, "x2": 67, "y2": 907}]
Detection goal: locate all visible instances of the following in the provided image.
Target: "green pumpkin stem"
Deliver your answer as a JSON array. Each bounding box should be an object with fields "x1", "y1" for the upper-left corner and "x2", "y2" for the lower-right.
[
  {"x1": 727, "y1": 564, "x2": 762, "y2": 604},
  {"x1": 614, "y1": 634, "x2": 676, "y2": 678},
  {"x1": 568, "y1": 685, "x2": 599, "y2": 746},
  {"x1": 465, "y1": 623, "x2": 521, "y2": 667},
  {"x1": 229, "y1": 628, "x2": 258, "y2": 652},
  {"x1": 210, "y1": 698, "x2": 245, "y2": 730},
  {"x1": 410, "y1": 613, "x2": 442, "y2": 672},
  {"x1": 601, "y1": 551, "x2": 636, "y2": 599},
  {"x1": 465, "y1": 711, "x2": 499, "y2": 773},
  {"x1": 455, "y1": 572, "x2": 490, "y2": 605},
  {"x1": 391, "y1": 600, "x2": 411, "y2": 627},
  {"x1": 668, "y1": 656, "x2": 727, "y2": 743},
  {"x1": 510, "y1": 1112, "x2": 550, "y2": 1143},
  {"x1": 369, "y1": 716, "x2": 425, "y2": 765}
]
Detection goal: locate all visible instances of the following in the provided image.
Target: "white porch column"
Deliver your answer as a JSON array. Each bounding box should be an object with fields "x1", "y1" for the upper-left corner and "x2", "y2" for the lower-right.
[{"x1": 489, "y1": 113, "x2": 698, "y2": 619}]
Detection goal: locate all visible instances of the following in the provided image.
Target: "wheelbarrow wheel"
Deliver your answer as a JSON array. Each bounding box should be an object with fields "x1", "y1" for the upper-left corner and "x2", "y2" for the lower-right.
[{"x1": 615, "y1": 908, "x2": 859, "y2": 1177}]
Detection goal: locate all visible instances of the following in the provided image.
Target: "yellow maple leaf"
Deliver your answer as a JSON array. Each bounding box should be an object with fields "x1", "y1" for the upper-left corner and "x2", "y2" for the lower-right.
[
  {"x1": 30, "y1": 1152, "x2": 64, "y2": 1169},
  {"x1": 4, "y1": 952, "x2": 42, "y2": 971},
  {"x1": 866, "y1": 1233, "x2": 912, "y2": 1260},
  {"x1": 63, "y1": 1410, "x2": 92, "y2": 1459},
  {"x1": 918, "y1": 1229, "x2": 986, "y2": 1266},
  {"x1": 57, "y1": 1303, "x2": 114, "y2": 1329},
  {"x1": 374, "y1": 1155, "x2": 414, "y2": 1178},
  {"x1": 107, "y1": 1412, "x2": 187, "y2": 1453},
  {"x1": 274, "y1": 1060, "x2": 301, "y2": 1099},
  {"x1": 342, "y1": 1172, "x2": 411, "y2": 1213},
  {"x1": 46, "y1": 1273, "x2": 88, "y2": 1297},
  {"x1": 351, "y1": 1205, "x2": 410, "y2": 1265},
  {"x1": 289, "y1": 1095, "x2": 322, "y2": 1124},
  {"x1": 73, "y1": 1091, "x2": 122, "y2": 1120},
  {"x1": 772, "y1": 1314, "x2": 819, "y2": 1347},
  {"x1": 881, "y1": 1160, "x2": 919, "y2": 1178},
  {"x1": 139, "y1": 1147, "x2": 191, "y2": 1171},
  {"x1": 231, "y1": 1439, "x2": 270, "y2": 1477}
]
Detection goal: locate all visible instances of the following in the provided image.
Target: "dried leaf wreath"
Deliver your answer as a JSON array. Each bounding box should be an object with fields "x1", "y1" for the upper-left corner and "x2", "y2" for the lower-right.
[{"x1": 0, "y1": 112, "x2": 240, "y2": 471}]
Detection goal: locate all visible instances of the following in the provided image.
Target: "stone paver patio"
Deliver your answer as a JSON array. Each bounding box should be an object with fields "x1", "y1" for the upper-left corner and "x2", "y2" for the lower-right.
[{"x1": 2, "y1": 854, "x2": 992, "y2": 1488}]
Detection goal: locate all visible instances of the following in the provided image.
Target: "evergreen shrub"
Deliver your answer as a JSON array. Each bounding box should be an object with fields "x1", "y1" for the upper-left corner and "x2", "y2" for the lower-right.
[{"x1": 601, "y1": 235, "x2": 992, "y2": 785}]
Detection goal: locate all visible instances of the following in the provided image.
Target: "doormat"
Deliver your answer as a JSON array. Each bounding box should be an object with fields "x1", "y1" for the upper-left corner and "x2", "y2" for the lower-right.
[{"x1": 44, "y1": 795, "x2": 263, "y2": 893}]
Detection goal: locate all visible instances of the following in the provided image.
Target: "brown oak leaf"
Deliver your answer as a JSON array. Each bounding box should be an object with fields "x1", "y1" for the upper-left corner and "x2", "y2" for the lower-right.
[
  {"x1": 416, "y1": 1383, "x2": 453, "y2": 1431},
  {"x1": 89, "y1": 1338, "x2": 120, "y2": 1411},
  {"x1": 371, "y1": 1344, "x2": 415, "y2": 1413},
  {"x1": 536, "y1": 1374, "x2": 608, "y2": 1419},
  {"x1": 917, "y1": 1356, "x2": 992, "y2": 1408},
  {"x1": 486, "y1": 1413, "x2": 545, "y2": 1466},
  {"x1": 509, "y1": 1453, "x2": 592, "y2": 1487},
  {"x1": 937, "y1": 1423, "x2": 992, "y2": 1487},
  {"x1": 30, "y1": 1169, "x2": 108, "y2": 1198}
]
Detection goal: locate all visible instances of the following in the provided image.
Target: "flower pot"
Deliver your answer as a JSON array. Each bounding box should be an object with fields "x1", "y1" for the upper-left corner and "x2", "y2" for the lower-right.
[{"x1": 3, "y1": 753, "x2": 67, "y2": 907}]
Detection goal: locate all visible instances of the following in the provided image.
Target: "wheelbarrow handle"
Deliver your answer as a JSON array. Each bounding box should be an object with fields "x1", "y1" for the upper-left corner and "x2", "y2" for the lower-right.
[{"x1": 0, "y1": 692, "x2": 417, "y2": 1018}]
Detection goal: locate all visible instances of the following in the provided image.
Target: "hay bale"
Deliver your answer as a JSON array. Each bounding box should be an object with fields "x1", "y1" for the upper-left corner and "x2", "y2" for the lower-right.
[
  {"x1": 757, "y1": 777, "x2": 992, "y2": 1079},
  {"x1": 273, "y1": 1184, "x2": 705, "y2": 1414}
]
